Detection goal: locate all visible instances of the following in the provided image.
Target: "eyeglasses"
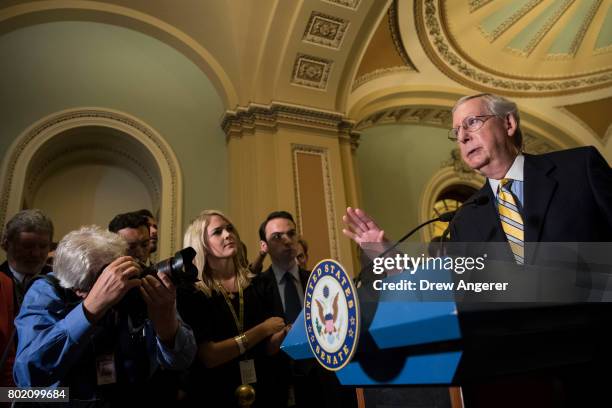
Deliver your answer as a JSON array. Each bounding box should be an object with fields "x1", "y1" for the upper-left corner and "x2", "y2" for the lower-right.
[{"x1": 448, "y1": 115, "x2": 497, "y2": 141}]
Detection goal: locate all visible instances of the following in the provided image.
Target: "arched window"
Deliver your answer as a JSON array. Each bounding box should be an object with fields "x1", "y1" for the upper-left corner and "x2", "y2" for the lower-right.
[{"x1": 429, "y1": 185, "x2": 477, "y2": 240}]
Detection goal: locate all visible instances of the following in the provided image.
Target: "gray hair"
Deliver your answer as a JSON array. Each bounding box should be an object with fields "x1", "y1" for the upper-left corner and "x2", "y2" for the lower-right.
[
  {"x1": 452, "y1": 93, "x2": 523, "y2": 150},
  {"x1": 1, "y1": 209, "x2": 54, "y2": 244},
  {"x1": 54, "y1": 225, "x2": 126, "y2": 291}
]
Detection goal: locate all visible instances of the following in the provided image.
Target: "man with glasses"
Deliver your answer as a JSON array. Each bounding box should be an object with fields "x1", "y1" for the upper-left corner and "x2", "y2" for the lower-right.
[
  {"x1": 342, "y1": 93, "x2": 612, "y2": 407},
  {"x1": 344, "y1": 92, "x2": 611, "y2": 256},
  {"x1": 258, "y1": 212, "x2": 357, "y2": 408}
]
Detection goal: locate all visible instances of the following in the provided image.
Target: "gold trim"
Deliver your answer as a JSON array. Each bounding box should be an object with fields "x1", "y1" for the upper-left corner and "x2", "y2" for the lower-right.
[
  {"x1": 351, "y1": 66, "x2": 413, "y2": 91},
  {"x1": 0, "y1": 109, "x2": 182, "y2": 255},
  {"x1": 303, "y1": 11, "x2": 349, "y2": 50},
  {"x1": 469, "y1": 0, "x2": 493, "y2": 13},
  {"x1": 221, "y1": 102, "x2": 354, "y2": 138},
  {"x1": 505, "y1": 0, "x2": 573, "y2": 57},
  {"x1": 414, "y1": 0, "x2": 612, "y2": 97},
  {"x1": 478, "y1": 0, "x2": 542, "y2": 42},
  {"x1": 388, "y1": 1, "x2": 419, "y2": 70},
  {"x1": 292, "y1": 145, "x2": 340, "y2": 260},
  {"x1": 355, "y1": 106, "x2": 452, "y2": 131}
]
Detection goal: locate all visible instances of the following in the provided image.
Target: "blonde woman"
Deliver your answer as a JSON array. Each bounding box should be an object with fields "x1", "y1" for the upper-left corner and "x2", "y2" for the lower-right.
[{"x1": 177, "y1": 210, "x2": 289, "y2": 407}]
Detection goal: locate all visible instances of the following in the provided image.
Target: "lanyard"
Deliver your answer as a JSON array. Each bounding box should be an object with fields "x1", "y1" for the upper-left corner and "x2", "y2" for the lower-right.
[{"x1": 215, "y1": 278, "x2": 244, "y2": 334}]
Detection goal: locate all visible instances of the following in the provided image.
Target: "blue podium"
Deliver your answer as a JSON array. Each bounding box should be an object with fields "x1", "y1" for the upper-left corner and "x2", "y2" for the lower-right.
[{"x1": 281, "y1": 264, "x2": 612, "y2": 387}]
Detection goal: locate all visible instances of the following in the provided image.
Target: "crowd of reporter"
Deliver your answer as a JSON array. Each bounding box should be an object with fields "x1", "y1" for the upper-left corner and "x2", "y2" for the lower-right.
[{"x1": 0, "y1": 208, "x2": 355, "y2": 407}]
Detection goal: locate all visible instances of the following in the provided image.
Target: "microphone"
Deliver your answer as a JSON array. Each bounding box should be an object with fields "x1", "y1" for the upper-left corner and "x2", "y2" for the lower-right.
[{"x1": 354, "y1": 195, "x2": 490, "y2": 286}]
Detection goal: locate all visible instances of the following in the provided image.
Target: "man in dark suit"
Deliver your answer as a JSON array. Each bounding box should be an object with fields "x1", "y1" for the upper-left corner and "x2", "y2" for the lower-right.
[
  {"x1": 258, "y1": 211, "x2": 310, "y2": 323},
  {"x1": 0, "y1": 209, "x2": 53, "y2": 387},
  {"x1": 258, "y1": 211, "x2": 357, "y2": 407},
  {"x1": 447, "y1": 93, "x2": 612, "y2": 251},
  {"x1": 257, "y1": 211, "x2": 310, "y2": 406},
  {"x1": 342, "y1": 93, "x2": 612, "y2": 407}
]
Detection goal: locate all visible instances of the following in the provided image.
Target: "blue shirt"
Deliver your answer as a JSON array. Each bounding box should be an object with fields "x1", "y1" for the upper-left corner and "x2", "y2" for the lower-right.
[
  {"x1": 488, "y1": 154, "x2": 525, "y2": 210},
  {"x1": 13, "y1": 275, "x2": 196, "y2": 400}
]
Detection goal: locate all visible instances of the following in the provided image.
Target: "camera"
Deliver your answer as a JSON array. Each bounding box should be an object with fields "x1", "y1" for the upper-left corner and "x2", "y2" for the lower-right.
[
  {"x1": 140, "y1": 246, "x2": 198, "y2": 284},
  {"x1": 119, "y1": 247, "x2": 198, "y2": 325}
]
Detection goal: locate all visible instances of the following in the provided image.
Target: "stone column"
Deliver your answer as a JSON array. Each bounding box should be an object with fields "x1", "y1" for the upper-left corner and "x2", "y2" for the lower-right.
[{"x1": 221, "y1": 102, "x2": 361, "y2": 275}]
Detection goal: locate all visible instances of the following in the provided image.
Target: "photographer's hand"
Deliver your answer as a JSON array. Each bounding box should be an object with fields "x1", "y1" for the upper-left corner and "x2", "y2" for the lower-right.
[
  {"x1": 140, "y1": 272, "x2": 179, "y2": 347},
  {"x1": 82, "y1": 256, "x2": 142, "y2": 323}
]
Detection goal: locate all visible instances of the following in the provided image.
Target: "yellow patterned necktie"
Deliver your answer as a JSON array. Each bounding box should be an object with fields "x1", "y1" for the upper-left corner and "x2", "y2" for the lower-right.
[{"x1": 497, "y1": 178, "x2": 524, "y2": 264}]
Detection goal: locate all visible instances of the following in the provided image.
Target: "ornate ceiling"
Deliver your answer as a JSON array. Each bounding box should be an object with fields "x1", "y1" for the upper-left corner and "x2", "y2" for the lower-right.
[
  {"x1": 412, "y1": 0, "x2": 612, "y2": 96},
  {"x1": 0, "y1": 0, "x2": 610, "y2": 158}
]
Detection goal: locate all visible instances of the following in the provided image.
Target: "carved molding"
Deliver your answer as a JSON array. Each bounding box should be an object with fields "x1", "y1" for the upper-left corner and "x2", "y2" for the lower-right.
[
  {"x1": 522, "y1": 132, "x2": 560, "y2": 154},
  {"x1": 352, "y1": 66, "x2": 415, "y2": 92},
  {"x1": 291, "y1": 53, "x2": 333, "y2": 90},
  {"x1": 303, "y1": 11, "x2": 349, "y2": 49},
  {"x1": 0, "y1": 108, "x2": 182, "y2": 257},
  {"x1": 441, "y1": 148, "x2": 479, "y2": 181},
  {"x1": 414, "y1": 0, "x2": 612, "y2": 96},
  {"x1": 355, "y1": 106, "x2": 452, "y2": 130},
  {"x1": 505, "y1": 0, "x2": 573, "y2": 57},
  {"x1": 221, "y1": 102, "x2": 357, "y2": 140},
  {"x1": 388, "y1": 0, "x2": 418, "y2": 70},
  {"x1": 323, "y1": 0, "x2": 361, "y2": 11},
  {"x1": 469, "y1": 0, "x2": 493, "y2": 12},
  {"x1": 292, "y1": 145, "x2": 339, "y2": 260},
  {"x1": 24, "y1": 145, "x2": 161, "y2": 209},
  {"x1": 478, "y1": 0, "x2": 542, "y2": 42},
  {"x1": 546, "y1": 0, "x2": 601, "y2": 59}
]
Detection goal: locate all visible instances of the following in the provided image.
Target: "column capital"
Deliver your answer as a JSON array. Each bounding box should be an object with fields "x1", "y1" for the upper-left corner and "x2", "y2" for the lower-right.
[{"x1": 221, "y1": 102, "x2": 358, "y2": 145}]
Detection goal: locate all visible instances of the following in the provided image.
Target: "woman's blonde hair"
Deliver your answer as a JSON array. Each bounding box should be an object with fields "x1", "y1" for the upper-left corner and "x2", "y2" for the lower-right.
[{"x1": 183, "y1": 210, "x2": 253, "y2": 296}]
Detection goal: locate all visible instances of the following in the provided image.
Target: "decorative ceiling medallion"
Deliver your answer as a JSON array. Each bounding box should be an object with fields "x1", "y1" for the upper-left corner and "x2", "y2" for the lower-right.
[
  {"x1": 504, "y1": 0, "x2": 573, "y2": 57},
  {"x1": 547, "y1": 0, "x2": 601, "y2": 59},
  {"x1": 478, "y1": 0, "x2": 542, "y2": 42},
  {"x1": 323, "y1": 0, "x2": 361, "y2": 11},
  {"x1": 412, "y1": 0, "x2": 612, "y2": 96},
  {"x1": 303, "y1": 11, "x2": 349, "y2": 49},
  {"x1": 291, "y1": 54, "x2": 333, "y2": 90}
]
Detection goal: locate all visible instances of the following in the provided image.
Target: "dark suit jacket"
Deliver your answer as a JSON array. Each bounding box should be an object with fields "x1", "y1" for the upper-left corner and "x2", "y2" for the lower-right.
[
  {"x1": 258, "y1": 265, "x2": 310, "y2": 322},
  {"x1": 450, "y1": 146, "x2": 612, "y2": 261},
  {"x1": 448, "y1": 147, "x2": 612, "y2": 407}
]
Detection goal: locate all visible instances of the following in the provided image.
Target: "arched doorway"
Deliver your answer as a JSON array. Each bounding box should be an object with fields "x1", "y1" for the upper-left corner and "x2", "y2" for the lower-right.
[{"x1": 0, "y1": 108, "x2": 183, "y2": 258}]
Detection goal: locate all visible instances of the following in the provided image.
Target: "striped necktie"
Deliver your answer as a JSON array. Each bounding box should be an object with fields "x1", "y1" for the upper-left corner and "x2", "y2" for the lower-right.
[{"x1": 497, "y1": 178, "x2": 524, "y2": 264}]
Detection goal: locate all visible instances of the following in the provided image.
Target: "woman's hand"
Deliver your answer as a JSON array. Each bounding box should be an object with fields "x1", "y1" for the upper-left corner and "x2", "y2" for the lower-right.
[
  {"x1": 262, "y1": 317, "x2": 285, "y2": 336},
  {"x1": 267, "y1": 324, "x2": 291, "y2": 355}
]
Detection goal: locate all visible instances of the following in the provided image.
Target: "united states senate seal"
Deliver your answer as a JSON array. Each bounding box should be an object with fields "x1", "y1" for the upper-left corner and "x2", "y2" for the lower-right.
[{"x1": 304, "y1": 259, "x2": 360, "y2": 371}]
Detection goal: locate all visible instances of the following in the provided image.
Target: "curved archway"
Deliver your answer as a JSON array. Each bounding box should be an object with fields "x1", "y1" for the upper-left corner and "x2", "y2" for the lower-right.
[
  {"x1": 0, "y1": 0, "x2": 237, "y2": 108},
  {"x1": 0, "y1": 107, "x2": 183, "y2": 258}
]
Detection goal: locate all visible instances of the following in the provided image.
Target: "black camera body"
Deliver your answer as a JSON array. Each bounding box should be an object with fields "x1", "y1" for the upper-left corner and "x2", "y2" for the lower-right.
[
  {"x1": 140, "y1": 246, "x2": 198, "y2": 284},
  {"x1": 119, "y1": 247, "x2": 198, "y2": 325}
]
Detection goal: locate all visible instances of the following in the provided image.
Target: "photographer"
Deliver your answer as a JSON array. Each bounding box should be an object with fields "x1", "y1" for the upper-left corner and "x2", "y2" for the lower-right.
[{"x1": 13, "y1": 226, "x2": 196, "y2": 405}]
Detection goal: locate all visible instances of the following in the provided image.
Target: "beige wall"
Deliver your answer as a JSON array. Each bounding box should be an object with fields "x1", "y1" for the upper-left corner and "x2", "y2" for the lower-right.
[
  {"x1": 0, "y1": 22, "x2": 228, "y2": 247},
  {"x1": 31, "y1": 164, "x2": 153, "y2": 242},
  {"x1": 357, "y1": 123, "x2": 456, "y2": 242}
]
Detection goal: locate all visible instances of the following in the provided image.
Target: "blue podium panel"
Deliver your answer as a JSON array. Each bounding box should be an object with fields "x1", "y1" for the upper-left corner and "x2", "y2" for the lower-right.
[
  {"x1": 369, "y1": 302, "x2": 460, "y2": 349},
  {"x1": 281, "y1": 309, "x2": 312, "y2": 360},
  {"x1": 335, "y1": 351, "x2": 462, "y2": 385},
  {"x1": 368, "y1": 267, "x2": 461, "y2": 348}
]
